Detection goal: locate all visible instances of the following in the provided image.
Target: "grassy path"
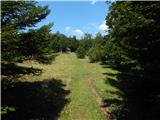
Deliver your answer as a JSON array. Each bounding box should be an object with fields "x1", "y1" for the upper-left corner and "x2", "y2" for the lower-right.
[
  {"x1": 57, "y1": 53, "x2": 105, "y2": 120},
  {"x1": 17, "y1": 53, "x2": 121, "y2": 120}
]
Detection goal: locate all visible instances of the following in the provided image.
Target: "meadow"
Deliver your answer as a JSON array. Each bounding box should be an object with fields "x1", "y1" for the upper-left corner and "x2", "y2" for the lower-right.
[{"x1": 2, "y1": 53, "x2": 121, "y2": 120}]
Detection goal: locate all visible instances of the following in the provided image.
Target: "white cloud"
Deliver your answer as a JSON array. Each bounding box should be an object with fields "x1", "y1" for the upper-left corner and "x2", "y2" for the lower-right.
[
  {"x1": 91, "y1": 0, "x2": 96, "y2": 5},
  {"x1": 64, "y1": 26, "x2": 84, "y2": 38},
  {"x1": 64, "y1": 26, "x2": 71, "y2": 31},
  {"x1": 73, "y1": 29, "x2": 84, "y2": 36},
  {"x1": 97, "y1": 21, "x2": 109, "y2": 31}
]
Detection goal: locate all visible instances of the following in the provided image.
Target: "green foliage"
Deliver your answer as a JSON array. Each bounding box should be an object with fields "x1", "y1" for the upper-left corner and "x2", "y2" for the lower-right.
[
  {"x1": 104, "y1": 36, "x2": 124, "y2": 66},
  {"x1": 76, "y1": 46, "x2": 86, "y2": 58},
  {"x1": 19, "y1": 23, "x2": 53, "y2": 60},
  {"x1": 67, "y1": 36, "x2": 79, "y2": 52},
  {"x1": 80, "y1": 33, "x2": 93, "y2": 52},
  {"x1": 75, "y1": 33, "x2": 93, "y2": 58},
  {"x1": 92, "y1": 32, "x2": 105, "y2": 47},
  {"x1": 87, "y1": 33, "x2": 106, "y2": 63},
  {"x1": 1, "y1": 1, "x2": 50, "y2": 29},
  {"x1": 1, "y1": 1, "x2": 50, "y2": 62},
  {"x1": 50, "y1": 32, "x2": 79, "y2": 52},
  {"x1": 76, "y1": 32, "x2": 107, "y2": 62},
  {"x1": 106, "y1": 1, "x2": 160, "y2": 70},
  {"x1": 105, "y1": 1, "x2": 160, "y2": 119},
  {"x1": 88, "y1": 46, "x2": 106, "y2": 63}
]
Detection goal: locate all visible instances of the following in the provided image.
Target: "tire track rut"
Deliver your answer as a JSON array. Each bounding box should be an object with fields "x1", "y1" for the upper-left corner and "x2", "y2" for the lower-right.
[{"x1": 85, "y1": 76, "x2": 111, "y2": 120}]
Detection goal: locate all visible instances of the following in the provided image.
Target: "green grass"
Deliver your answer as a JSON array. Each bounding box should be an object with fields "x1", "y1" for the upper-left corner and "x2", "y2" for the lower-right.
[{"x1": 15, "y1": 53, "x2": 122, "y2": 120}]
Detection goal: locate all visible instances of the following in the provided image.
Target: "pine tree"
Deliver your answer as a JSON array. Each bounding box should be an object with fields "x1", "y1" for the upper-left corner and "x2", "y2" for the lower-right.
[{"x1": 1, "y1": 1, "x2": 50, "y2": 62}]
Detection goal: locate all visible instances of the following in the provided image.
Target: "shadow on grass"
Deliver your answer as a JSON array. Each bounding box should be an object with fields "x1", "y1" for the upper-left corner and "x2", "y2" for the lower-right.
[
  {"x1": 1, "y1": 53, "x2": 59, "y2": 77},
  {"x1": 1, "y1": 78, "x2": 70, "y2": 120},
  {"x1": 1, "y1": 63, "x2": 42, "y2": 76},
  {"x1": 103, "y1": 64, "x2": 160, "y2": 120},
  {"x1": 105, "y1": 73, "x2": 143, "y2": 120},
  {"x1": 35, "y1": 53, "x2": 58, "y2": 64}
]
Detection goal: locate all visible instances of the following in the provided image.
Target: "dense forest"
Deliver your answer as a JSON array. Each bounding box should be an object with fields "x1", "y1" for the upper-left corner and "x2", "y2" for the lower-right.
[
  {"x1": 105, "y1": 2, "x2": 160, "y2": 119},
  {"x1": 1, "y1": 1, "x2": 160, "y2": 120}
]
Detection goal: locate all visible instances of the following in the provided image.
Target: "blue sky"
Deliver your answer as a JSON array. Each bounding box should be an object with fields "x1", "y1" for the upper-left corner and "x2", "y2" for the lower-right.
[{"x1": 37, "y1": 1, "x2": 109, "y2": 39}]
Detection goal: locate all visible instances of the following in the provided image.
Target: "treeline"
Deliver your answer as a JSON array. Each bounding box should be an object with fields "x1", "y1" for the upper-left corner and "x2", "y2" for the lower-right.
[
  {"x1": 50, "y1": 32, "x2": 79, "y2": 52},
  {"x1": 76, "y1": 32, "x2": 106, "y2": 63},
  {"x1": 1, "y1": 1, "x2": 107, "y2": 64},
  {"x1": 105, "y1": 2, "x2": 160, "y2": 120},
  {"x1": 1, "y1": 0, "x2": 107, "y2": 64},
  {"x1": 1, "y1": 1, "x2": 79, "y2": 63},
  {"x1": 106, "y1": 1, "x2": 160, "y2": 120}
]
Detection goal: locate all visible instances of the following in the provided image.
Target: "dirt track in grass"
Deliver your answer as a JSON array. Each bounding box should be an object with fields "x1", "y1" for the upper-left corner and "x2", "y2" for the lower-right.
[{"x1": 3, "y1": 53, "x2": 121, "y2": 120}]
